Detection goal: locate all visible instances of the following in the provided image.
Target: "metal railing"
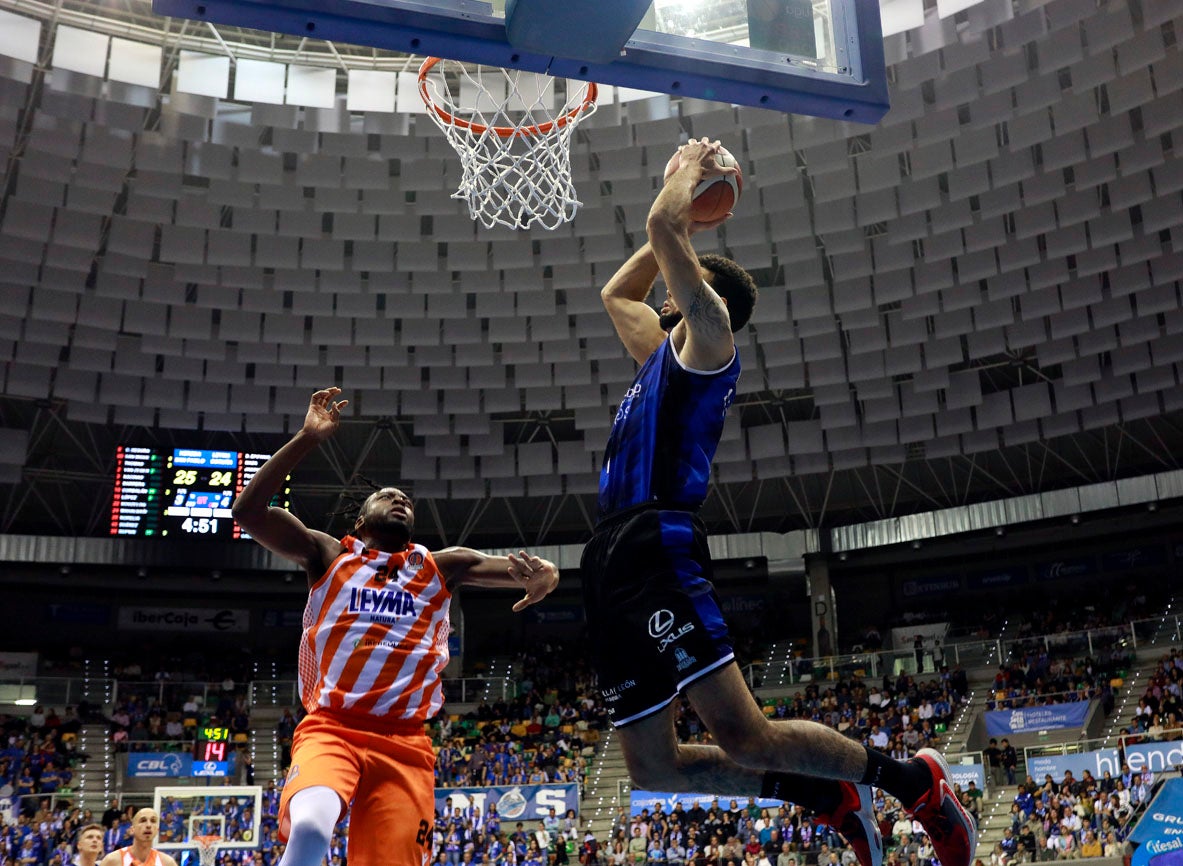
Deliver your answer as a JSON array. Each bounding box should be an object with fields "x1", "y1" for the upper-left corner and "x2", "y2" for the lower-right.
[
  {"x1": 0, "y1": 675, "x2": 116, "y2": 707},
  {"x1": 113, "y1": 681, "x2": 238, "y2": 709},
  {"x1": 743, "y1": 613, "x2": 1178, "y2": 691},
  {"x1": 248, "y1": 675, "x2": 512, "y2": 708},
  {"x1": 986, "y1": 687, "x2": 1109, "y2": 709},
  {"x1": 0, "y1": 674, "x2": 512, "y2": 714},
  {"x1": 1025, "y1": 726, "x2": 1183, "y2": 763},
  {"x1": 746, "y1": 639, "x2": 1002, "y2": 689}
]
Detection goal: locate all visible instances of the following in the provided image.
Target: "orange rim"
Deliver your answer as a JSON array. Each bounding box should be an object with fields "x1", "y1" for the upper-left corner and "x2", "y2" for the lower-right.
[{"x1": 417, "y1": 56, "x2": 598, "y2": 139}]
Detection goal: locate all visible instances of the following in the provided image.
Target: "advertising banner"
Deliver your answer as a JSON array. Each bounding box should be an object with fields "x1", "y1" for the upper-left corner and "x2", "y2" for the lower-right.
[
  {"x1": 1026, "y1": 749, "x2": 1121, "y2": 783},
  {"x1": 0, "y1": 652, "x2": 38, "y2": 678},
  {"x1": 127, "y1": 753, "x2": 189, "y2": 778},
  {"x1": 985, "y1": 702, "x2": 1091, "y2": 736},
  {"x1": 434, "y1": 784, "x2": 579, "y2": 822},
  {"x1": 1125, "y1": 741, "x2": 1183, "y2": 775},
  {"x1": 966, "y1": 568, "x2": 1028, "y2": 590},
  {"x1": 899, "y1": 575, "x2": 961, "y2": 599},
  {"x1": 1036, "y1": 556, "x2": 1096, "y2": 581},
  {"x1": 118, "y1": 607, "x2": 250, "y2": 633},
  {"x1": 889, "y1": 622, "x2": 948, "y2": 653},
  {"x1": 127, "y1": 753, "x2": 231, "y2": 778},
  {"x1": 45, "y1": 603, "x2": 111, "y2": 625},
  {"x1": 1101, "y1": 545, "x2": 1166, "y2": 572},
  {"x1": 526, "y1": 605, "x2": 585, "y2": 625},
  {"x1": 629, "y1": 791, "x2": 782, "y2": 817},
  {"x1": 946, "y1": 763, "x2": 986, "y2": 793},
  {"x1": 1130, "y1": 779, "x2": 1183, "y2": 866}
]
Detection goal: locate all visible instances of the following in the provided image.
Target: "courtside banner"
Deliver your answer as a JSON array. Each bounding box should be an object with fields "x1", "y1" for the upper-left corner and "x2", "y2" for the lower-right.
[
  {"x1": 947, "y1": 763, "x2": 986, "y2": 792},
  {"x1": 1125, "y1": 741, "x2": 1183, "y2": 775},
  {"x1": 985, "y1": 702, "x2": 1090, "y2": 736},
  {"x1": 434, "y1": 784, "x2": 579, "y2": 821},
  {"x1": 1027, "y1": 749, "x2": 1121, "y2": 782},
  {"x1": 128, "y1": 753, "x2": 189, "y2": 777},
  {"x1": 630, "y1": 791, "x2": 782, "y2": 817},
  {"x1": 1130, "y1": 779, "x2": 1183, "y2": 866},
  {"x1": 127, "y1": 754, "x2": 232, "y2": 778}
]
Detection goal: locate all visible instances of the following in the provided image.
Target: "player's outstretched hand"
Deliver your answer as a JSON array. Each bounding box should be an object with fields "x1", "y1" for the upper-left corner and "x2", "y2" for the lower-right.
[
  {"x1": 303, "y1": 387, "x2": 349, "y2": 442},
  {"x1": 679, "y1": 137, "x2": 738, "y2": 179},
  {"x1": 508, "y1": 551, "x2": 559, "y2": 612}
]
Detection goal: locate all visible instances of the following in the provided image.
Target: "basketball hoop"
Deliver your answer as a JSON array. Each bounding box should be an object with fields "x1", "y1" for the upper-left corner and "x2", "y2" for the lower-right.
[
  {"x1": 193, "y1": 835, "x2": 223, "y2": 866},
  {"x1": 417, "y1": 57, "x2": 598, "y2": 230}
]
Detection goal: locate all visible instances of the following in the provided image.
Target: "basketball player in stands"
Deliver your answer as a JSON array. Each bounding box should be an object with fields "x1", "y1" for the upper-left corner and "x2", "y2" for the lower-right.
[
  {"x1": 98, "y1": 810, "x2": 178, "y2": 866},
  {"x1": 582, "y1": 137, "x2": 976, "y2": 866},
  {"x1": 232, "y1": 387, "x2": 560, "y2": 866},
  {"x1": 74, "y1": 824, "x2": 105, "y2": 866}
]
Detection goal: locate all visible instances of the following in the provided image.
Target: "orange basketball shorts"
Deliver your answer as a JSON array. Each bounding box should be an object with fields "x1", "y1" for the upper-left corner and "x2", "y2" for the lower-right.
[{"x1": 278, "y1": 709, "x2": 435, "y2": 866}]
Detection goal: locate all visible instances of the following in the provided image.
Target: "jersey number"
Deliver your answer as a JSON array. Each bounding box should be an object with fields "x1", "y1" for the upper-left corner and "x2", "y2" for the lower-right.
[{"x1": 415, "y1": 821, "x2": 431, "y2": 846}]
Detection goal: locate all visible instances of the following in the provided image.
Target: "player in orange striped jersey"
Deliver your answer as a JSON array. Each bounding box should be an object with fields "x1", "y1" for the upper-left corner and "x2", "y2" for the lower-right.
[
  {"x1": 98, "y1": 810, "x2": 178, "y2": 866},
  {"x1": 232, "y1": 387, "x2": 560, "y2": 866}
]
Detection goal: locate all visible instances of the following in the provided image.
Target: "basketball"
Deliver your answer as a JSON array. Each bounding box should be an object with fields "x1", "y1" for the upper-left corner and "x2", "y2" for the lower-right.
[{"x1": 663, "y1": 146, "x2": 743, "y2": 222}]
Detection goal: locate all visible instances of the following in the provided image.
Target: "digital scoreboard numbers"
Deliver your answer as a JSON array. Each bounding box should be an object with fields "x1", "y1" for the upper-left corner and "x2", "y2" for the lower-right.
[
  {"x1": 163, "y1": 449, "x2": 237, "y2": 537},
  {"x1": 111, "y1": 446, "x2": 163, "y2": 536},
  {"x1": 193, "y1": 725, "x2": 232, "y2": 763},
  {"x1": 109, "y1": 446, "x2": 288, "y2": 539}
]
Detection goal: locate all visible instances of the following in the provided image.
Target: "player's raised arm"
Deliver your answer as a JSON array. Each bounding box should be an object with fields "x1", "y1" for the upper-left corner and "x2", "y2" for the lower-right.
[
  {"x1": 231, "y1": 387, "x2": 347, "y2": 577},
  {"x1": 433, "y1": 547, "x2": 559, "y2": 612},
  {"x1": 599, "y1": 243, "x2": 666, "y2": 365},
  {"x1": 647, "y1": 138, "x2": 737, "y2": 371}
]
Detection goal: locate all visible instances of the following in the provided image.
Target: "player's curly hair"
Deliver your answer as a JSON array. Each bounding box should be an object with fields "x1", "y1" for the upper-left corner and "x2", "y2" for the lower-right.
[
  {"x1": 327, "y1": 474, "x2": 397, "y2": 519},
  {"x1": 698, "y1": 254, "x2": 758, "y2": 332}
]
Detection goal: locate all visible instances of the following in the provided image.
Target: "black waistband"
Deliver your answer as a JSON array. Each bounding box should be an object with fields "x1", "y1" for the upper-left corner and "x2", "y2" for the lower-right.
[{"x1": 594, "y1": 500, "x2": 701, "y2": 530}]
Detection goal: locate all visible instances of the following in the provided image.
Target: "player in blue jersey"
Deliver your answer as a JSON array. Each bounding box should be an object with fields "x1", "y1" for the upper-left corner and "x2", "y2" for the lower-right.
[{"x1": 580, "y1": 137, "x2": 975, "y2": 866}]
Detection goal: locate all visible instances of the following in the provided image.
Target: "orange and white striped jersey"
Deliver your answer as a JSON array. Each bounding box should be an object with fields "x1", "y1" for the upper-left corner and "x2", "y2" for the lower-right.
[
  {"x1": 297, "y1": 536, "x2": 452, "y2": 725},
  {"x1": 119, "y1": 849, "x2": 160, "y2": 866}
]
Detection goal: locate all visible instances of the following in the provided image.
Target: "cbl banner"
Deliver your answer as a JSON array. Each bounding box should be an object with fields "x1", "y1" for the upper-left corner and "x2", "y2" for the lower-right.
[
  {"x1": 127, "y1": 753, "x2": 231, "y2": 778},
  {"x1": 985, "y1": 702, "x2": 1090, "y2": 736},
  {"x1": 434, "y1": 784, "x2": 579, "y2": 822},
  {"x1": 1130, "y1": 779, "x2": 1183, "y2": 866},
  {"x1": 629, "y1": 791, "x2": 782, "y2": 817}
]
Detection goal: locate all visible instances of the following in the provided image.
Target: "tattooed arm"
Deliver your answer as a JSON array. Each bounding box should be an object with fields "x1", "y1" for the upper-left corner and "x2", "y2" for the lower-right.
[{"x1": 647, "y1": 138, "x2": 737, "y2": 370}]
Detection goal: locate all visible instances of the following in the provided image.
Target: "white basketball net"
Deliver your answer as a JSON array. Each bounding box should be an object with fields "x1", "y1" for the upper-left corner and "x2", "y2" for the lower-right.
[
  {"x1": 418, "y1": 58, "x2": 597, "y2": 231},
  {"x1": 193, "y1": 836, "x2": 222, "y2": 866}
]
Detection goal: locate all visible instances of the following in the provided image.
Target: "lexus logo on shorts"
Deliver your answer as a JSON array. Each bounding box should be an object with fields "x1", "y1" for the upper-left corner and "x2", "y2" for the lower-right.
[{"x1": 648, "y1": 609, "x2": 675, "y2": 637}]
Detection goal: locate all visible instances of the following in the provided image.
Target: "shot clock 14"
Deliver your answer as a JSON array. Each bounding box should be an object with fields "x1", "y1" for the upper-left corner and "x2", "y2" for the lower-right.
[
  {"x1": 194, "y1": 725, "x2": 232, "y2": 762},
  {"x1": 110, "y1": 446, "x2": 289, "y2": 539}
]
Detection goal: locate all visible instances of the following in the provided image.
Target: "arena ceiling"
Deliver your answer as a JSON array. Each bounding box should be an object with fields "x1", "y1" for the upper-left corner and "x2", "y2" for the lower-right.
[{"x1": 0, "y1": 0, "x2": 1180, "y2": 549}]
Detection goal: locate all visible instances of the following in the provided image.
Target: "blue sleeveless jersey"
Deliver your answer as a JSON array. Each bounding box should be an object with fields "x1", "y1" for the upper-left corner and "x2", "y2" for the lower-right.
[{"x1": 597, "y1": 338, "x2": 740, "y2": 519}]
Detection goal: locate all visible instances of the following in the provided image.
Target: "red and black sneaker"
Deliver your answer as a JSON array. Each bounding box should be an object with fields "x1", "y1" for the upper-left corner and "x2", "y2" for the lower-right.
[
  {"x1": 907, "y1": 748, "x2": 978, "y2": 866},
  {"x1": 819, "y1": 782, "x2": 883, "y2": 866}
]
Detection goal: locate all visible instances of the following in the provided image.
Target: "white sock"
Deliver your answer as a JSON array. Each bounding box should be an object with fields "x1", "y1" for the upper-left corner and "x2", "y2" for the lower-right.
[{"x1": 278, "y1": 786, "x2": 341, "y2": 866}]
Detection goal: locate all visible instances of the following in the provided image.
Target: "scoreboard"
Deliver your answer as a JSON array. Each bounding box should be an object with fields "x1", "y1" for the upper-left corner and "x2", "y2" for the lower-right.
[
  {"x1": 193, "y1": 725, "x2": 232, "y2": 763},
  {"x1": 111, "y1": 447, "x2": 288, "y2": 539}
]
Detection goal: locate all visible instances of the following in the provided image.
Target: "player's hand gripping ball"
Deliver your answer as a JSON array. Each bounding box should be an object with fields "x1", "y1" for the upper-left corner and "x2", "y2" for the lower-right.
[{"x1": 663, "y1": 144, "x2": 743, "y2": 222}]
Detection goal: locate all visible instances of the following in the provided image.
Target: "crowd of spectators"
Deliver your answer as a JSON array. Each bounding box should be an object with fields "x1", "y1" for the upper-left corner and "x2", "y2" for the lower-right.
[
  {"x1": 1122, "y1": 648, "x2": 1183, "y2": 743},
  {"x1": 107, "y1": 687, "x2": 252, "y2": 753},
  {"x1": 428, "y1": 643, "x2": 605, "y2": 793},
  {"x1": 5, "y1": 641, "x2": 1177, "y2": 866},
  {"x1": 0, "y1": 711, "x2": 83, "y2": 827},
  {"x1": 984, "y1": 654, "x2": 1121, "y2": 714},
  {"x1": 986, "y1": 766, "x2": 1146, "y2": 863}
]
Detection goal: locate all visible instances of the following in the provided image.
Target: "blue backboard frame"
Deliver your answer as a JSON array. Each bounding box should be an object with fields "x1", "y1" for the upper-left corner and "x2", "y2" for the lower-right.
[{"x1": 151, "y1": 0, "x2": 889, "y2": 122}]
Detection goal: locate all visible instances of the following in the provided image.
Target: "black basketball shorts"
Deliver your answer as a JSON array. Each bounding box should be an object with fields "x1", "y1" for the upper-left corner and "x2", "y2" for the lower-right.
[{"x1": 580, "y1": 507, "x2": 734, "y2": 727}]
